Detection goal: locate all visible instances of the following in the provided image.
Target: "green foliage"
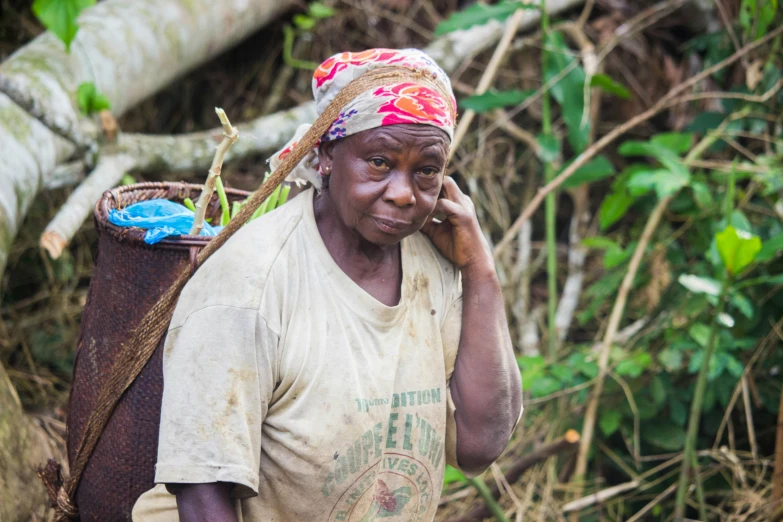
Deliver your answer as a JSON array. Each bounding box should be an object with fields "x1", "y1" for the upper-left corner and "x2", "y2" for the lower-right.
[
  {"x1": 434, "y1": 1, "x2": 538, "y2": 36},
  {"x1": 715, "y1": 225, "x2": 762, "y2": 276},
  {"x1": 560, "y1": 155, "x2": 615, "y2": 189},
  {"x1": 76, "y1": 82, "x2": 111, "y2": 115},
  {"x1": 589, "y1": 73, "x2": 630, "y2": 99},
  {"x1": 739, "y1": 0, "x2": 779, "y2": 40},
  {"x1": 458, "y1": 89, "x2": 535, "y2": 113},
  {"x1": 535, "y1": 133, "x2": 560, "y2": 163},
  {"x1": 32, "y1": 0, "x2": 94, "y2": 51},
  {"x1": 284, "y1": 3, "x2": 336, "y2": 70},
  {"x1": 443, "y1": 465, "x2": 466, "y2": 485},
  {"x1": 543, "y1": 31, "x2": 589, "y2": 153}
]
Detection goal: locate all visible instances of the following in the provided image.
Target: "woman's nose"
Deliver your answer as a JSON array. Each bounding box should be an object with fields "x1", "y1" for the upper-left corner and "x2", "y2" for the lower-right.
[{"x1": 383, "y1": 171, "x2": 416, "y2": 207}]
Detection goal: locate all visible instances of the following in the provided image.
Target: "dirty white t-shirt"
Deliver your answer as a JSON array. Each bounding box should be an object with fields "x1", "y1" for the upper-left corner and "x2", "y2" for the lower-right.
[{"x1": 136, "y1": 188, "x2": 464, "y2": 522}]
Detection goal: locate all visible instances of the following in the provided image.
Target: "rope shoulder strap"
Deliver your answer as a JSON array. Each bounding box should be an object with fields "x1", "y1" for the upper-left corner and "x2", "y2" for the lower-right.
[{"x1": 39, "y1": 65, "x2": 454, "y2": 521}]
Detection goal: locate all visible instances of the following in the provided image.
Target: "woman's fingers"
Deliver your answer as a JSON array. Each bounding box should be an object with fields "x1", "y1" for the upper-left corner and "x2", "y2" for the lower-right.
[
  {"x1": 432, "y1": 197, "x2": 463, "y2": 219},
  {"x1": 441, "y1": 176, "x2": 462, "y2": 202}
]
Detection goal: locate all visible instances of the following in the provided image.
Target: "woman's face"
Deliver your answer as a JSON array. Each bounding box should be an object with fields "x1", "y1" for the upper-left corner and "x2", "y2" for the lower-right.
[{"x1": 318, "y1": 124, "x2": 450, "y2": 246}]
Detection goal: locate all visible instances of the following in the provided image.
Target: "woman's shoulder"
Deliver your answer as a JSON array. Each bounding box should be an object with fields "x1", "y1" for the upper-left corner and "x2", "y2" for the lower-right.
[{"x1": 172, "y1": 191, "x2": 308, "y2": 322}]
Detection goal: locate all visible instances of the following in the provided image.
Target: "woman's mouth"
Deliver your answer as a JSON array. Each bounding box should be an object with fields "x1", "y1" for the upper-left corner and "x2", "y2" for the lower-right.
[{"x1": 372, "y1": 216, "x2": 410, "y2": 234}]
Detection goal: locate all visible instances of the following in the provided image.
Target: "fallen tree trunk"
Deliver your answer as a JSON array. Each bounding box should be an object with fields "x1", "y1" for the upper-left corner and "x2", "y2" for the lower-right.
[{"x1": 0, "y1": 0, "x2": 296, "y2": 276}]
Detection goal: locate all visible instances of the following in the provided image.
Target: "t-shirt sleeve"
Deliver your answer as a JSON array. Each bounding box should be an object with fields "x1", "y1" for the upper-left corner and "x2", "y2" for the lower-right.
[
  {"x1": 441, "y1": 278, "x2": 463, "y2": 471},
  {"x1": 154, "y1": 305, "x2": 278, "y2": 499}
]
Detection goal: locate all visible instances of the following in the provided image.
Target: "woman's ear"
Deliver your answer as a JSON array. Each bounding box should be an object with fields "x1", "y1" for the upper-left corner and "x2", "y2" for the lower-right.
[{"x1": 318, "y1": 141, "x2": 336, "y2": 175}]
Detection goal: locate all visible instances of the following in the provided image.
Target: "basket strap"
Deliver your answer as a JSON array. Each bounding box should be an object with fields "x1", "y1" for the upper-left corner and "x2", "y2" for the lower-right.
[{"x1": 49, "y1": 65, "x2": 454, "y2": 519}]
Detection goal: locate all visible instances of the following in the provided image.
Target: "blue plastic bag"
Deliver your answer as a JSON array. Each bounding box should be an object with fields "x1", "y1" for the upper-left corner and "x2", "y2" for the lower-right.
[{"x1": 108, "y1": 199, "x2": 220, "y2": 244}]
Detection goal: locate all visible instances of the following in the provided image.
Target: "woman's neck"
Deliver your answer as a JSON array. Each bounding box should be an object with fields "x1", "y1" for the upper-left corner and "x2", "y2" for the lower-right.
[{"x1": 313, "y1": 191, "x2": 402, "y2": 306}]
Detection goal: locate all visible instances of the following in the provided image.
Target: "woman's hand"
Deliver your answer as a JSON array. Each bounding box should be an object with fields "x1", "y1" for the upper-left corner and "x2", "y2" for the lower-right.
[{"x1": 421, "y1": 177, "x2": 494, "y2": 277}]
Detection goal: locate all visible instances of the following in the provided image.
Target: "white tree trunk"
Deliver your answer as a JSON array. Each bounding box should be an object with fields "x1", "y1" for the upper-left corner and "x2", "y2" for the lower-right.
[{"x1": 0, "y1": 0, "x2": 295, "y2": 276}]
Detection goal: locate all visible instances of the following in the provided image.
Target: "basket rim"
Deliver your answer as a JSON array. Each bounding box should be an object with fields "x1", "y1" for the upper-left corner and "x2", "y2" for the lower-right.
[{"x1": 93, "y1": 181, "x2": 251, "y2": 249}]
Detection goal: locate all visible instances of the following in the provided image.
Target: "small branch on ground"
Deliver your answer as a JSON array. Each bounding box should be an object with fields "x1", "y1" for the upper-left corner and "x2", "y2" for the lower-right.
[
  {"x1": 190, "y1": 108, "x2": 239, "y2": 235},
  {"x1": 562, "y1": 480, "x2": 640, "y2": 513},
  {"x1": 40, "y1": 154, "x2": 137, "y2": 259}
]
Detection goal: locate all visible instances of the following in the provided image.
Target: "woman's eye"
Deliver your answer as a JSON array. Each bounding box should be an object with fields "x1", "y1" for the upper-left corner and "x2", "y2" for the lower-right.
[
  {"x1": 369, "y1": 158, "x2": 389, "y2": 169},
  {"x1": 420, "y1": 167, "x2": 439, "y2": 177}
]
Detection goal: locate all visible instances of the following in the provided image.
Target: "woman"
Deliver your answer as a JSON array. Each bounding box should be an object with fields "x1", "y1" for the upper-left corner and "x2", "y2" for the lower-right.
[{"x1": 134, "y1": 48, "x2": 522, "y2": 522}]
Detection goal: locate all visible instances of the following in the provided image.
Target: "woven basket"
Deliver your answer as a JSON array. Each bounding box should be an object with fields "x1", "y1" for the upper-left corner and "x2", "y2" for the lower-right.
[{"x1": 67, "y1": 182, "x2": 250, "y2": 522}]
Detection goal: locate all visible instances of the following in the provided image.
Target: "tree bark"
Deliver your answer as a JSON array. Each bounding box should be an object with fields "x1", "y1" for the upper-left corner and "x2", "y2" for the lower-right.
[{"x1": 0, "y1": 0, "x2": 295, "y2": 276}]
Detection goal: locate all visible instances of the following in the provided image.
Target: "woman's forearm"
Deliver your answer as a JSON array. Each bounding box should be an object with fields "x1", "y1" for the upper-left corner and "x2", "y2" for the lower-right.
[
  {"x1": 174, "y1": 482, "x2": 238, "y2": 522},
  {"x1": 450, "y1": 264, "x2": 523, "y2": 475}
]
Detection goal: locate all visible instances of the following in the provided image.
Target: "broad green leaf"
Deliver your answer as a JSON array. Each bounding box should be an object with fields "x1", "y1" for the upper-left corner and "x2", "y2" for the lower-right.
[
  {"x1": 651, "y1": 132, "x2": 693, "y2": 154},
  {"x1": 642, "y1": 420, "x2": 685, "y2": 450},
  {"x1": 567, "y1": 353, "x2": 599, "y2": 379},
  {"x1": 599, "y1": 190, "x2": 636, "y2": 230},
  {"x1": 561, "y1": 155, "x2": 616, "y2": 189},
  {"x1": 76, "y1": 81, "x2": 111, "y2": 115},
  {"x1": 725, "y1": 356, "x2": 744, "y2": 378},
  {"x1": 599, "y1": 410, "x2": 622, "y2": 436},
  {"x1": 33, "y1": 0, "x2": 95, "y2": 51},
  {"x1": 658, "y1": 348, "x2": 682, "y2": 372},
  {"x1": 690, "y1": 181, "x2": 713, "y2": 208},
  {"x1": 582, "y1": 236, "x2": 618, "y2": 250},
  {"x1": 443, "y1": 465, "x2": 466, "y2": 485},
  {"x1": 550, "y1": 364, "x2": 574, "y2": 384},
  {"x1": 308, "y1": 2, "x2": 335, "y2": 18},
  {"x1": 678, "y1": 274, "x2": 722, "y2": 296},
  {"x1": 669, "y1": 397, "x2": 687, "y2": 427},
  {"x1": 756, "y1": 233, "x2": 783, "y2": 262},
  {"x1": 618, "y1": 140, "x2": 691, "y2": 181},
  {"x1": 730, "y1": 291, "x2": 754, "y2": 318},
  {"x1": 688, "y1": 323, "x2": 711, "y2": 348},
  {"x1": 651, "y1": 376, "x2": 667, "y2": 406},
  {"x1": 716, "y1": 225, "x2": 762, "y2": 276},
  {"x1": 740, "y1": 0, "x2": 778, "y2": 40},
  {"x1": 434, "y1": 1, "x2": 539, "y2": 36},
  {"x1": 458, "y1": 89, "x2": 535, "y2": 113},
  {"x1": 627, "y1": 168, "x2": 690, "y2": 199},
  {"x1": 293, "y1": 14, "x2": 316, "y2": 30},
  {"x1": 544, "y1": 31, "x2": 589, "y2": 153},
  {"x1": 616, "y1": 352, "x2": 652, "y2": 378},
  {"x1": 686, "y1": 112, "x2": 726, "y2": 133},
  {"x1": 589, "y1": 73, "x2": 630, "y2": 99},
  {"x1": 604, "y1": 242, "x2": 631, "y2": 269},
  {"x1": 536, "y1": 133, "x2": 560, "y2": 163},
  {"x1": 529, "y1": 376, "x2": 562, "y2": 398}
]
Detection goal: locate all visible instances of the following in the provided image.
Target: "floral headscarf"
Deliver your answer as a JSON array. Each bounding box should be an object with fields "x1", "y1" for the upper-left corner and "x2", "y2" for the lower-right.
[{"x1": 269, "y1": 48, "x2": 456, "y2": 189}]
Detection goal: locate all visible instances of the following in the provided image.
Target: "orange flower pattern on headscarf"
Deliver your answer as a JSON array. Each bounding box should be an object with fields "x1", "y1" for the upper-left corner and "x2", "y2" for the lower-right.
[{"x1": 269, "y1": 48, "x2": 456, "y2": 189}]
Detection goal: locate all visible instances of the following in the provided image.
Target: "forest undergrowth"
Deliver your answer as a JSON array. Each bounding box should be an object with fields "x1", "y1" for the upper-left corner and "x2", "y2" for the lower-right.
[{"x1": 1, "y1": 0, "x2": 782, "y2": 520}]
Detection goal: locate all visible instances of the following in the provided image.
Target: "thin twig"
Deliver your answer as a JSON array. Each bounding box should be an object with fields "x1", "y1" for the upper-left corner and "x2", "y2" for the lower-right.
[
  {"x1": 492, "y1": 24, "x2": 783, "y2": 259},
  {"x1": 741, "y1": 375, "x2": 759, "y2": 461},
  {"x1": 449, "y1": 8, "x2": 527, "y2": 158},
  {"x1": 189, "y1": 108, "x2": 239, "y2": 235},
  {"x1": 562, "y1": 480, "x2": 640, "y2": 513}
]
